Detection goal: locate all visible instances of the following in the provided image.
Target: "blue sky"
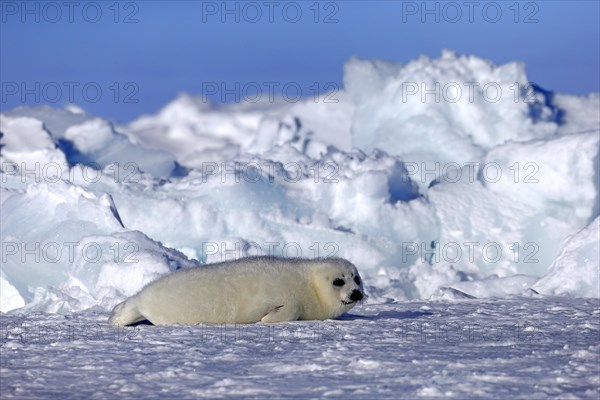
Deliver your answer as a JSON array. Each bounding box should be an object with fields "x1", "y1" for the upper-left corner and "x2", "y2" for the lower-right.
[{"x1": 1, "y1": 1, "x2": 599, "y2": 122}]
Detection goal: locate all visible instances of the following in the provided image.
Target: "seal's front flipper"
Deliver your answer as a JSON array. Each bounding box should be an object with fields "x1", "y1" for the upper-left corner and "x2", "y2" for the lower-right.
[{"x1": 261, "y1": 304, "x2": 300, "y2": 323}]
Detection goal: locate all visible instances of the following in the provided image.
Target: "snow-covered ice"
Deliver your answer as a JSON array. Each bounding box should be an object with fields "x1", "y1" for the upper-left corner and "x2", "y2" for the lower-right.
[
  {"x1": 1, "y1": 51, "x2": 599, "y2": 398},
  {"x1": 1, "y1": 298, "x2": 598, "y2": 399}
]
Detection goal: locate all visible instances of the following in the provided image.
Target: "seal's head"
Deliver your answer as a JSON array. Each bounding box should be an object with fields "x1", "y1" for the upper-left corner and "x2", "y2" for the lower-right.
[{"x1": 309, "y1": 258, "x2": 365, "y2": 319}]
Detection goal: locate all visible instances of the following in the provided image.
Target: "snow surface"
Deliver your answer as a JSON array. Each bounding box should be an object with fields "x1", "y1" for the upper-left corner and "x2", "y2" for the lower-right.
[
  {"x1": 1, "y1": 297, "x2": 598, "y2": 399},
  {"x1": 1, "y1": 51, "x2": 599, "y2": 398}
]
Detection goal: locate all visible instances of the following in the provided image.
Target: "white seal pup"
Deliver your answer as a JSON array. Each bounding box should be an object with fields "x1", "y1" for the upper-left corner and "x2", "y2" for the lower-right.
[{"x1": 109, "y1": 256, "x2": 364, "y2": 326}]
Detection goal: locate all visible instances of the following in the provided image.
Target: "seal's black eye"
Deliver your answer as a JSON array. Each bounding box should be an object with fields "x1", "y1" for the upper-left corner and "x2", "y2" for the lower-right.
[
  {"x1": 354, "y1": 276, "x2": 361, "y2": 285},
  {"x1": 333, "y1": 278, "x2": 345, "y2": 287}
]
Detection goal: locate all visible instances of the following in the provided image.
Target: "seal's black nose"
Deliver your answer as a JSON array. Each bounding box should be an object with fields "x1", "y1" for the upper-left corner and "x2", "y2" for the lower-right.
[{"x1": 350, "y1": 290, "x2": 363, "y2": 302}]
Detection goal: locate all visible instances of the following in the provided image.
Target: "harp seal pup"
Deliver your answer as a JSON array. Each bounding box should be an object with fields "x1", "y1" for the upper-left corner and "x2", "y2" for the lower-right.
[{"x1": 109, "y1": 256, "x2": 364, "y2": 326}]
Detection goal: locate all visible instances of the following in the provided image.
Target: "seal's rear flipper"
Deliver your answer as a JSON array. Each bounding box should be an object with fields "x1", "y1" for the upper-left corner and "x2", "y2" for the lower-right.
[{"x1": 109, "y1": 297, "x2": 145, "y2": 326}]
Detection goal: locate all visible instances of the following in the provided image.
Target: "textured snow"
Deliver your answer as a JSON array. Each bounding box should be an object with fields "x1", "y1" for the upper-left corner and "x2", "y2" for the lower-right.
[
  {"x1": 2, "y1": 52, "x2": 599, "y2": 314},
  {"x1": 345, "y1": 51, "x2": 559, "y2": 187},
  {"x1": 1, "y1": 298, "x2": 598, "y2": 399},
  {"x1": 0, "y1": 115, "x2": 67, "y2": 173},
  {"x1": 483, "y1": 131, "x2": 599, "y2": 224},
  {"x1": 533, "y1": 217, "x2": 600, "y2": 297}
]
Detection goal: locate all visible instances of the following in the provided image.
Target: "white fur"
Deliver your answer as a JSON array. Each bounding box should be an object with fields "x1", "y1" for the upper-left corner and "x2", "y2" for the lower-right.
[{"x1": 109, "y1": 257, "x2": 364, "y2": 325}]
